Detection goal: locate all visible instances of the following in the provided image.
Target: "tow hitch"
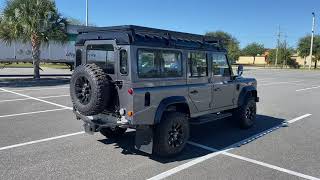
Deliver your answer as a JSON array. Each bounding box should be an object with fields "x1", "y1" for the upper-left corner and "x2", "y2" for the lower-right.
[{"x1": 83, "y1": 123, "x2": 97, "y2": 135}]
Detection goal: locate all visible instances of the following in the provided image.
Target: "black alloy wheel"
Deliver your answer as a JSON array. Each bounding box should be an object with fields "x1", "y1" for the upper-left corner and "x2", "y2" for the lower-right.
[
  {"x1": 168, "y1": 122, "x2": 184, "y2": 148},
  {"x1": 153, "y1": 112, "x2": 189, "y2": 157},
  {"x1": 75, "y1": 76, "x2": 92, "y2": 105},
  {"x1": 234, "y1": 97, "x2": 257, "y2": 129}
]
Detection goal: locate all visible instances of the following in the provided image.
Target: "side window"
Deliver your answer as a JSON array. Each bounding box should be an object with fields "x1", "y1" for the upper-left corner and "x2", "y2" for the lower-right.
[
  {"x1": 120, "y1": 50, "x2": 128, "y2": 75},
  {"x1": 137, "y1": 49, "x2": 183, "y2": 78},
  {"x1": 138, "y1": 50, "x2": 159, "y2": 78},
  {"x1": 212, "y1": 54, "x2": 231, "y2": 76},
  {"x1": 161, "y1": 51, "x2": 182, "y2": 77},
  {"x1": 87, "y1": 44, "x2": 115, "y2": 74},
  {"x1": 75, "y1": 49, "x2": 82, "y2": 67},
  {"x1": 189, "y1": 52, "x2": 208, "y2": 77}
]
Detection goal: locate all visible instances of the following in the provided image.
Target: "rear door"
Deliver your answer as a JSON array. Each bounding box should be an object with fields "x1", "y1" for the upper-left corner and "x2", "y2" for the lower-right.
[
  {"x1": 187, "y1": 51, "x2": 212, "y2": 112},
  {"x1": 84, "y1": 40, "x2": 118, "y2": 80},
  {"x1": 211, "y1": 53, "x2": 235, "y2": 109}
]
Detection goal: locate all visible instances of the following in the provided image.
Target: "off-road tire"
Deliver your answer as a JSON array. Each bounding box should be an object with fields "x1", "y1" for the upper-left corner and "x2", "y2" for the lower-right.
[
  {"x1": 70, "y1": 64, "x2": 113, "y2": 116},
  {"x1": 234, "y1": 97, "x2": 256, "y2": 129},
  {"x1": 153, "y1": 112, "x2": 190, "y2": 157},
  {"x1": 100, "y1": 127, "x2": 127, "y2": 138}
]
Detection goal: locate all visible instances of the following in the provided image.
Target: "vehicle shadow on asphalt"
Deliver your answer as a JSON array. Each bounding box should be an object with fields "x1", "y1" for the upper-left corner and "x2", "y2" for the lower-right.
[
  {"x1": 98, "y1": 130, "x2": 209, "y2": 163},
  {"x1": 189, "y1": 114, "x2": 285, "y2": 150},
  {"x1": 0, "y1": 78, "x2": 70, "y2": 88},
  {"x1": 98, "y1": 114, "x2": 285, "y2": 163}
]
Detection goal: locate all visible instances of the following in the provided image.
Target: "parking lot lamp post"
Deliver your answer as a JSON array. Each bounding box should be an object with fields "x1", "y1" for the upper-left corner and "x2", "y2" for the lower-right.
[
  {"x1": 86, "y1": 0, "x2": 89, "y2": 26},
  {"x1": 309, "y1": 12, "x2": 315, "y2": 70}
]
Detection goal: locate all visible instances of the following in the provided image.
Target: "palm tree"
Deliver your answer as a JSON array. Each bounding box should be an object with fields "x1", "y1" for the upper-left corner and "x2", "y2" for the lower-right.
[{"x1": 0, "y1": 0, "x2": 68, "y2": 79}]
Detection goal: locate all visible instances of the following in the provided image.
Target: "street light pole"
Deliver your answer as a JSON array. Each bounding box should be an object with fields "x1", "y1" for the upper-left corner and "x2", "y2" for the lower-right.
[
  {"x1": 275, "y1": 26, "x2": 280, "y2": 67},
  {"x1": 309, "y1": 12, "x2": 315, "y2": 70},
  {"x1": 86, "y1": 0, "x2": 89, "y2": 26}
]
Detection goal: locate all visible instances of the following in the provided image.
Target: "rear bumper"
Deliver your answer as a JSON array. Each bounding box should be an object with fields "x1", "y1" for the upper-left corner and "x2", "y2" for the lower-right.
[
  {"x1": 73, "y1": 110, "x2": 129, "y2": 134},
  {"x1": 73, "y1": 109, "x2": 154, "y2": 154}
]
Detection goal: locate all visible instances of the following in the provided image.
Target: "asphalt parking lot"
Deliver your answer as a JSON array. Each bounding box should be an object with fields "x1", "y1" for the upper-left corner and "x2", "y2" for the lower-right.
[{"x1": 0, "y1": 68, "x2": 319, "y2": 180}]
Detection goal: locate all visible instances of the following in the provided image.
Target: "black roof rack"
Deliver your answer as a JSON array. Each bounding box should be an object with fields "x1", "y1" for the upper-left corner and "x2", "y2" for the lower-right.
[{"x1": 76, "y1": 25, "x2": 225, "y2": 51}]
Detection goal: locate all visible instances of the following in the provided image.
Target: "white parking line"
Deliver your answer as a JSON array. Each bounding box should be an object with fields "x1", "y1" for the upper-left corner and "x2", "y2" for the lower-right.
[
  {"x1": 38, "y1": 94, "x2": 70, "y2": 99},
  {"x1": 0, "y1": 94, "x2": 70, "y2": 103},
  {"x1": 260, "y1": 81, "x2": 303, "y2": 86},
  {"x1": 0, "y1": 86, "x2": 69, "y2": 93},
  {"x1": 0, "y1": 131, "x2": 85, "y2": 151},
  {"x1": 147, "y1": 149, "x2": 226, "y2": 180},
  {"x1": 0, "y1": 108, "x2": 69, "y2": 118},
  {"x1": 287, "y1": 114, "x2": 312, "y2": 124},
  {"x1": 148, "y1": 114, "x2": 313, "y2": 180},
  {"x1": 189, "y1": 142, "x2": 320, "y2": 180},
  {"x1": 296, "y1": 86, "x2": 320, "y2": 92},
  {"x1": 148, "y1": 125, "x2": 281, "y2": 180},
  {"x1": 0, "y1": 88, "x2": 72, "y2": 110},
  {"x1": 257, "y1": 78, "x2": 276, "y2": 81},
  {"x1": 223, "y1": 152, "x2": 320, "y2": 180}
]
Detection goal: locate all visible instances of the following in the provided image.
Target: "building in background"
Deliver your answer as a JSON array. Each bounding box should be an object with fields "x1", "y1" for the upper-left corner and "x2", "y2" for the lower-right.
[
  {"x1": 236, "y1": 50, "x2": 269, "y2": 65},
  {"x1": 237, "y1": 56, "x2": 267, "y2": 65},
  {"x1": 237, "y1": 52, "x2": 319, "y2": 67},
  {"x1": 0, "y1": 25, "x2": 85, "y2": 64},
  {"x1": 290, "y1": 53, "x2": 319, "y2": 67}
]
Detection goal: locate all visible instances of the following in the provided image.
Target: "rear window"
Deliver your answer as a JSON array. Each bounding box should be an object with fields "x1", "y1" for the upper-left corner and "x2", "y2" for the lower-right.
[
  {"x1": 137, "y1": 49, "x2": 182, "y2": 78},
  {"x1": 87, "y1": 44, "x2": 115, "y2": 74}
]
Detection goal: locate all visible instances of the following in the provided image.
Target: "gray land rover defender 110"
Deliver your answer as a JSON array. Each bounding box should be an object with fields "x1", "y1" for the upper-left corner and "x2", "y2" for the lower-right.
[{"x1": 70, "y1": 25, "x2": 259, "y2": 157}]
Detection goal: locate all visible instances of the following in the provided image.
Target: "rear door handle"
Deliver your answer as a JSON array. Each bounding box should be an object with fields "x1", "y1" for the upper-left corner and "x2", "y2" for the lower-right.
[
  {"x1": 190, "y1": 90, "x2": 198, "y2": 94},
  {"x1": 214, "y1": 88, "x2": 221, "y2": 91}
]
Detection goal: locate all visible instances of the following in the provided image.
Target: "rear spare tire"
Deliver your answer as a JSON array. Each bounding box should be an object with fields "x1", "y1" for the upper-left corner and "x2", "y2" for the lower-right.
[{"x1": 70, "y1": 64, "x2": 113, "y2": 115}]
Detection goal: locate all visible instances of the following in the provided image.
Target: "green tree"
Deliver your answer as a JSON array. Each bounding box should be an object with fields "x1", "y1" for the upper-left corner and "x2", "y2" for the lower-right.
[
  {"x1": 268, "y1": 42, "x2": 295, "y2": 67},
  {"x1": 297, "y1": 35, "x2": 320, "y2": 69},
  {"x1": 67, "y1": 17, "x2": 85, "y2": 26},
  {"x1": 297, "y1": 36, "x2": 310, "y2": 66},
  {"x1": 205, "y1": 31, "x2": 240, "y2": 64},
  {"x1": 67, "y1": 17, "x2": 96, "y2": 26},
  {"x1": 241, "y1": 43, "x2": 265, "y2": 64},
  {"x1": 0, "y1": 0, "x2": 68, "y2": 79}
]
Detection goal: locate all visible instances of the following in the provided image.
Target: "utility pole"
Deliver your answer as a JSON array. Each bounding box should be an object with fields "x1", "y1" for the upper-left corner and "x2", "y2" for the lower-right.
[
  {"x1": 283, "y1": 36, "x2": 287, "y2": 68},
  {"x1": 309, "y1": 12, "x2": 315, "y2": 70},
  {"x1": 86, "y1": 0, "x2": 89, "y2": 26},
  {"x1": 275, "y1": 25, "x2": 281, "y2": 67}
]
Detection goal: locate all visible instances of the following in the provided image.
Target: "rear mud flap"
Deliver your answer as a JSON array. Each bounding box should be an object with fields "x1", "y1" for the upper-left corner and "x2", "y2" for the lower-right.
[{"x1": 135, "y1": 125, "x2": 153, "y2": 154}]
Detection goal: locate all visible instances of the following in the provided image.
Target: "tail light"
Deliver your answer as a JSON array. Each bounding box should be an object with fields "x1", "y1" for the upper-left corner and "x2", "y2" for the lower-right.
[
  {"x1": 127, "y1": 111, "x2": 134, "y2": 117},
  {"x1": 128, "y1": 88, "x2": 134, "y2": 95}
]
